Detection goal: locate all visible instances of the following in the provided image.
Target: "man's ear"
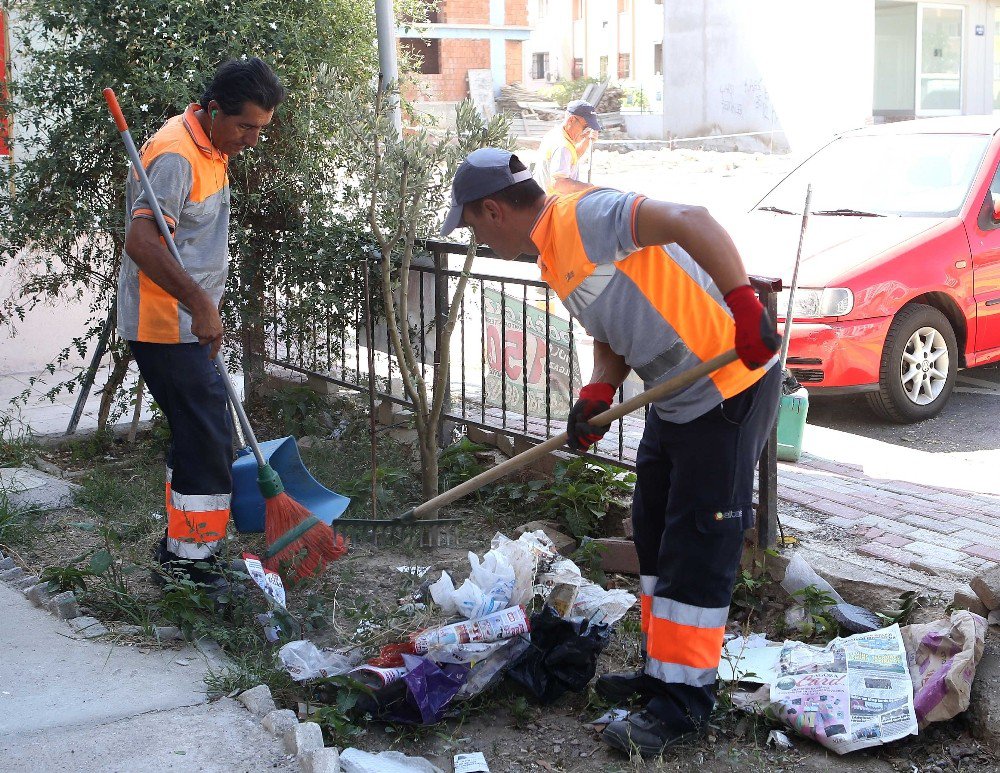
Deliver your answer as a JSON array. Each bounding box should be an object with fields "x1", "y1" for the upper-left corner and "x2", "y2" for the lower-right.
[{"x1": 482, "y1": 198, "x2": 503, "y2": 222}]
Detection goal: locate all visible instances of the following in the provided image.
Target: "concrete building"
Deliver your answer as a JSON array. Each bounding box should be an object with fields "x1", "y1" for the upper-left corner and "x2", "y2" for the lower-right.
[
  {"x1": 399, "y1": 0, "x2": 531, "y2": 111},
  {"x1": 662, "y1": 1, "x2": 1000, "y2": 154}
]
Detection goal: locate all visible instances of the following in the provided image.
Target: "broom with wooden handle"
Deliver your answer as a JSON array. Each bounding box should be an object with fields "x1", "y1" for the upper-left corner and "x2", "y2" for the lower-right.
[{"x1": 103, "y1": 88, "x2": 345, "y2": 580}]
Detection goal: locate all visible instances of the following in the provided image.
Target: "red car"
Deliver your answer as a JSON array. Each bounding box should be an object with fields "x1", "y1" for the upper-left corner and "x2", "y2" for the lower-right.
[{"x1": 734, "y1": 116, "x2": 1000, "y2": 423}]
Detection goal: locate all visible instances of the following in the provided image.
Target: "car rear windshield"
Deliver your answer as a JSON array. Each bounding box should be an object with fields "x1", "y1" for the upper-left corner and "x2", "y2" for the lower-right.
[{"x1": 755, "y1": 133, "x2": 990, "y2": 217}]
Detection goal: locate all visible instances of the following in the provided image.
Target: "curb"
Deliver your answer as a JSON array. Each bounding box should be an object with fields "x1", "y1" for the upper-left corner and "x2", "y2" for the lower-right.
[
  {"x1": 237, "y1": 684, "x2": 341, "y2": 772},
  {"x1": 0, "y1": 549, "x2": 84, "y2": 623}
]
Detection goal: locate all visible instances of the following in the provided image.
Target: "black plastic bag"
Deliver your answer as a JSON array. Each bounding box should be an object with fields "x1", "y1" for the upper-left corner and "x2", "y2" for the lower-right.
[{"x1": 507, "y1": 606, "x2": 610, "y2": 704}]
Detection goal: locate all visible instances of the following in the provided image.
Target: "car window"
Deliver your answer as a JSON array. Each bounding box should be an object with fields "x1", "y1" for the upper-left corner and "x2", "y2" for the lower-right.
[
  {"x1": 977, "y1": 162, "x2": 1000, "y2": 231},
  {"x1": 756, "y1": 133, "x2": 990, "y2": 217}
]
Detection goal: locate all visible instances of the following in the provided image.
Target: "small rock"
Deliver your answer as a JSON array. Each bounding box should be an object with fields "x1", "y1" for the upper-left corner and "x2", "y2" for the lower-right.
[
  {"x1": 283, "y1": 721, "x2": 324, "y2": 755},
  {"x1": 0, "y1": 557, "x2": 14, "y2": 571},
  {"x1": 24, "y1": 582, "x2": 51, "y2": 607},
  {"x1": 300, "y1": 747, "x2": 339, "y2": 773},
  {"x1": 155, "y1": 625, "x2": 183, "y2": 642},
  {"x1": 968, "y1": 644, "x2": 1000, "y2": 752},
  {"x1": 117, "y1": 625, "x2": 144, "y2": 636},
  {"x1": 948, "y1": 744, "x2": 977, "y2": 762},
  {"x1": 694, "y1": 752, "x2": 705, "y2": 765},
  {"x1": 238, "y1": 685, "x2": 277, "y2": 717},
  {"x1": 0, "y1": 567, "x2": 26, "y2": 583},
  {"x1": 48, "y1": 590, "x2": 79, "y2": 619},
  {"x1": 13, "y1": 573, "x2": 39, "y2": 591},
  {"x1": 262, "y1": 709, "x2": 299, "y2": 736},
  {"x1": 297, "y1": 436, "x2": 315, "y2": 449},
  {"x1": 68, "y1": 616, "x2": 109, "y2": 638},
  {"x1": 971, "y1": 567, "x2": 1000, "y2": 611},
  {"x1": 953, "y1": 585, "x2": 989, "y2": 618},
  {"x1": 553, "y1": 745, "x2": 561, "y2": 754},
  {"x1": 174, "y1": 658, "x2": 191, "y2": 666}
]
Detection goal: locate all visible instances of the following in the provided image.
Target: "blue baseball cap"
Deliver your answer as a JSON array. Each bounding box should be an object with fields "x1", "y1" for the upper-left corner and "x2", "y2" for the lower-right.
[
  {"x1": 566, "y1": 100, "x2": 601, "y2": 131},
  {"x1": 440, "y1": 148, "x2": 533, "y2": 237}
]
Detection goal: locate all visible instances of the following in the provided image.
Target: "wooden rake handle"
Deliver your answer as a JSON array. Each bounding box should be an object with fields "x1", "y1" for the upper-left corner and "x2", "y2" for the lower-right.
[{"x1": 407, "y1": 348, "x2": 739, "y2": 520}]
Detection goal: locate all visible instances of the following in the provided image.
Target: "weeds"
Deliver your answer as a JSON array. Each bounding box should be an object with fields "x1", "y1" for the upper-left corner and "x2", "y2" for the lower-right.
[
  {"x1": 539, "y1": 458, "x2": 635, "y2": 539},
  {"x1": 0, "y1": 491, "x2": 38, "y2": 547},
  {"x1": 265, "y1": 385, "x2": 333, "y2": 438},
  {"x1": 438, "y1": 436, "x2": 490, "y2": 490},
  {"x1": 791, "y1": 585, "x2": 839, "y2": 641},
  {"x1": 0, "y1": 413, "x2": 35, "y2": 467}
]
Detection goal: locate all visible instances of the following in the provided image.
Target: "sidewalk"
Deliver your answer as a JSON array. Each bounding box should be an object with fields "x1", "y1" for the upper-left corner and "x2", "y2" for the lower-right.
[{"x1": 0, "y1": 582, "x2": 294, "y2": 772}]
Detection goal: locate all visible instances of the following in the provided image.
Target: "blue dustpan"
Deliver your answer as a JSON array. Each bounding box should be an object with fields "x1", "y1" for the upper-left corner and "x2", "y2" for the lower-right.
[{"x1": 231, "y1": 437, "x2": 351, "y2": 533}]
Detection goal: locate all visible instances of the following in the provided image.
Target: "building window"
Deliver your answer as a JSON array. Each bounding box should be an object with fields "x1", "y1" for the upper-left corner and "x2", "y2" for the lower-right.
[
  {"x1": 532, "y1": 52, "x2": 550, "y2": 80},
  {"x1": 398, "y1": 38, "x2": 441, "y2": 76},
  {"x1": 572, "y1": 58, "x2": 584, "y2": 79},
  {"x1": 617, "y1": 53, "x2": 631, "y2": 79},
  {"x1": 653, "y1": 43, "x2": 663, "y2": 76}
]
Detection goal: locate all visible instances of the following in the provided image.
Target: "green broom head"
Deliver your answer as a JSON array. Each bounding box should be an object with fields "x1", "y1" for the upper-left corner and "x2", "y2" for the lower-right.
[{"x1": 257, "y1": 463, "x2": 285, "y2": 499}]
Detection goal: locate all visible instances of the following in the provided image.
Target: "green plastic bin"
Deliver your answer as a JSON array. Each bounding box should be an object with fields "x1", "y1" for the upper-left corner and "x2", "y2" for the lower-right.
[{"x1": 777, "y1": 387, "x2": 809, "y2": 462}]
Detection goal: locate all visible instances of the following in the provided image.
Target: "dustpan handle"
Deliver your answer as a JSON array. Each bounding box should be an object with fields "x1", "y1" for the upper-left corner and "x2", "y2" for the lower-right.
[
  {"x1": 408, "y1": 349, "x2": 739, "y2": 520},
  {"x1": 103, "y1": 88, "x2": 266, "y2": 468}
]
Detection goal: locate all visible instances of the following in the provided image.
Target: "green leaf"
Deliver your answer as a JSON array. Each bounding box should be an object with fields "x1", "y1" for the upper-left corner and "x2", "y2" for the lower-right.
[{"x1": 89, "y1": 550, "x2": 113, "y2": 575}]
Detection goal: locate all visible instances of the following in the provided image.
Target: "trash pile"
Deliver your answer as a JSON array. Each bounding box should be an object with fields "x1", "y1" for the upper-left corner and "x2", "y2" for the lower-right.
[
  {"x1": 276, "y1": 530, "x2": 636, "y2": 726},
  {"x1": 722, "y1": 552, "x2": 990, "y2": 754}
]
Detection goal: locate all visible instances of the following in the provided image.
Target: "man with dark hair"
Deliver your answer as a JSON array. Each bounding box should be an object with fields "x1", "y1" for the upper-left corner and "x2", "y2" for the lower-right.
[
  {"x1": 117, "y1": 58, "x2": 286, "y2": 589},
  {"x1": 442, "y1": 148, "x2": 780, "y2": 756}
]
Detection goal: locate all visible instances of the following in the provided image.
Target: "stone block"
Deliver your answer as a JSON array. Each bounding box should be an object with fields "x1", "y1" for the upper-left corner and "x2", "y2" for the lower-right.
[
  {"x1": 590, "y1": 537, "x2": 639, "y2": 575},
  {"x1": 155, "y1": 625, "x2": 183, "y2": 642},
  {"x1": 305, "y1": 373, "x2": 339, "y2": 395},
  {"x1": 0, "y1": 567, "x2": 26, "y2": 583},
  {"x1": 283, "y1": 721, "x2": 324, "y2": 755},
  {"x1": 262, "y1": 709, "x2": 299, "y2": 736},
  {"x1": 622, "y1": 517, "x2": 634, "y2": 539},
  {"x1": 515, "y1": 520, "x2": 577, "y2": 556},
  {"x1": 465, "y1": 425, "x2": 496, "y2": 446},
  {"x1": 13, "y1": 573, "x2": 39, "y2": 591},
  {"x1": 24, "y1": 582, "x2": 51, "y2": 607},
  {"x1": 48, "y1": 590, "x2": 80, "y2": 619},
  {"x1": 301, "y1": 748, "x2": 340, "y2": 773},
  {"x1": 68, "y1": 616, "x2": 109, "y2": 638},
  {"x1": 971, "y1": 567, "x2": 1000, "y2": 611},
  {"x1": 0, "y1": 556, "x2": 14, "y2": 571},
  {"x1": 953, "y1": 585, "x2": 990, "y2": 618},
  {"x1": 0, "y1": 467, "x2": 78, "y2": 511},
  {"x1": 238, "y1": 684, "x2": 277, "y2": 717},
  {"x1": 494, "y1": 433, "x2": 516, "y2": 457},
  {"x1": 532, "y1": 448, "x2": 574, "y2": 476},
  {"x1": 968, "y1": 643, "x2": 1000, "y2": 752}
]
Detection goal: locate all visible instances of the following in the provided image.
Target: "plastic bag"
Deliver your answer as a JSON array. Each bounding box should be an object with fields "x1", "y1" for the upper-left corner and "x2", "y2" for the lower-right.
[
  {"x1": 572, "y1": 584, "x2": 636, "y2": 626},
  {"x1": 278, "y1": 640, "x2": 354, "y2": 681},
  {"x1": 900, "y1": 610, "x2": 987, "y2": 727},
  {"x1": 491, "y1": 531, "x2": 552, "y2": 605},
  {"x1": 780, "y1": 552, "x2": 880, "y2": 633},
  {"x1": 388, "y1": 653, "x2": 469, "y2": 725},
  {"x1": 457, "y1": 636, "x2": 531, "y2": 700},
  {"x1": 507, "y1": 606, "x2": 610, "y2": 704},
  {"x1": 428, "y1": 550, "x2": 516, "y2": 619}
]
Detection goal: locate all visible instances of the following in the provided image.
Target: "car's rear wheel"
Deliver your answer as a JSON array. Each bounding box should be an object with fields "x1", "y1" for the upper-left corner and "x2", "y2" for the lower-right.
[{"x1": 866, "y1": 304, "x2": 957, "y2": 423}]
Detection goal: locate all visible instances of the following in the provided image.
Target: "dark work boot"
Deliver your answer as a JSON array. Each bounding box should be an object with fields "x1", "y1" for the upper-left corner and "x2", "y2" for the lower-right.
[
  {"x1": 595, "y1": 669, "x2": 663, "y2": 704},
  {"x1": 152, "y1": 533, "x2": 233, "y2": 603},
  {"x1": 602, "y1": 709, "x2": 703, "y2": 757}
]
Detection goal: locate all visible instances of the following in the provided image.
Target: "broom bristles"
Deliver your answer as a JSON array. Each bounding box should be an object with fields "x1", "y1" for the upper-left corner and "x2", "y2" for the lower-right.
[{"x1": 264, "y1": 491, "x2": 347, "y2": 580}]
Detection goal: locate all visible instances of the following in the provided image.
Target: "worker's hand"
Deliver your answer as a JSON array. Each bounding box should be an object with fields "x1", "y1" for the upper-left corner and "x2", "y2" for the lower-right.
[
  {"x1": 191, "y1": 301, "x2": 224, "y2": 359},
  {"x1": 566, "y1": 382, "x2": 615, "y2": 452},
  {"x1": 724, "y1": 284, "x2": 781, "y2": 369}
]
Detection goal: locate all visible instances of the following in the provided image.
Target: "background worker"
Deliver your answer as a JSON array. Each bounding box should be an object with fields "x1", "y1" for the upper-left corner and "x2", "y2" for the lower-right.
[
  {"x1": 534, "y1": 99, "x2": 601, "y2": 194},
  {"x1": 117, "y1": 58, "x2": 286, "y2": 590},
  {"x1": 441, "y1": 148, "x2": 781, "y2": 757}
]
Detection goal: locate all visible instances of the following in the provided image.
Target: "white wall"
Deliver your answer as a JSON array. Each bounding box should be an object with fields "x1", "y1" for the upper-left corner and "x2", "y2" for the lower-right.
[{"x1": 662, "y1": 0, "x2": 874, "y2": 153}]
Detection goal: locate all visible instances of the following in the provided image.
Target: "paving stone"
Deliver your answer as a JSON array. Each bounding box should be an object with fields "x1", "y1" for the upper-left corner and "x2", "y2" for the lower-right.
[
  {"x1": 237, "y1": 685, "x2": 277, "y2": 717},
  {"x1": 857, "y1": 543, "x2": 914, "y2": 568},
  {"x1": 48, "y1": 590, "x2": 79, "y2": 619},
  {"x1": 155, "y1": 626, "x2": 183, "y2": 642},
  {"x1": 0, "y1": 567, "x2": 26, "y2": 583},
  {"x1": 68, "y1": 616, "x2": 109, "y2": 638},
  {"x1": 262, "y1": 709, "x2": 299, "y2": 736},
  {"x1": 0, "y1": 467, "x2": 78, "y2": 511},
  {"x1": 283, "y1": 721, "x2": 324, "y2": 755},
  {"x1": 904, "y1": 542, "x2": 970, "y2": 564},
  {"x1": 13, "y1": 574, "x2": 39, "y2": 590},
  {"x1": 874, "y1": 533, "x2": 912, "y2": 548},
  {"x1": 953, "y1": 585, "x2": 990, "y2": 618},
  {"x1": 0, "y1": 556, "x2": 14, "y2": 571},
  {"x1": 971, "y1": 566, "x2": 1000, "y2": 611},
  {"x1": 24, "y1": 582, "x2": 51, "y2": 607},
  {"x1": 301, "y1": 748, "x2": 340, "y2": 773},
  {"x1": 964, "y1": 545, "x2": 1000, "y2": 564}
]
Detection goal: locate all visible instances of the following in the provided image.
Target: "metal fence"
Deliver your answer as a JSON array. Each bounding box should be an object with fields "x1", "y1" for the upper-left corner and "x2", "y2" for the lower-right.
[{"x1": 265, "y1": 239, "x2": 781, "y2": 544}]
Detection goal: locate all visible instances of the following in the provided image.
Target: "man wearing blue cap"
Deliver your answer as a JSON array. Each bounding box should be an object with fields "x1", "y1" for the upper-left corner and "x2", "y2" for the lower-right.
[
  {"x1": 534, "y1": 99, "x2": 600, "y2": 194},
  {"x1": 441, "y1": 148, "x2": 781, "y2": 757}
]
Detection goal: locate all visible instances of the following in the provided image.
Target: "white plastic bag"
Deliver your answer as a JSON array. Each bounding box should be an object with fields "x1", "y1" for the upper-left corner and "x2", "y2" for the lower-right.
[
  {"x1": 278, "y1": 640, "x2": 353, "y2": 681},
  {"x1": 428, "y1": 549, "x2": 516, "y2": 619}
]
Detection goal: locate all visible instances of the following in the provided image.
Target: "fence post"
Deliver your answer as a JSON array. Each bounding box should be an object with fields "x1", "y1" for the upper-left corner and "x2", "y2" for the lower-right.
[{"x1": 433, "y1": 246, "x2": 453, "y2": 447}]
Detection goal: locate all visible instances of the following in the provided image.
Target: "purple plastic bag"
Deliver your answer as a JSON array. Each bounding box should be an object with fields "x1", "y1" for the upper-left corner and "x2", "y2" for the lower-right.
[{"x1": 388, "y1": 654, "x2": 469, "y2": 725}]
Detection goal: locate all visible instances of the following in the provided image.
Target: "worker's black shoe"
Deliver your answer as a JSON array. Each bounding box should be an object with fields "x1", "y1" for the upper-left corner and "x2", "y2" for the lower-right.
[
  {"x1": 602, "y1": 709, "x2": 702, "y2": 757},
  {"x1": 152, "y1": 534, "x2": 234, "y2": 603},
  {"x1": 595, "y1": 669, "x2": 662, "y2": 704}
]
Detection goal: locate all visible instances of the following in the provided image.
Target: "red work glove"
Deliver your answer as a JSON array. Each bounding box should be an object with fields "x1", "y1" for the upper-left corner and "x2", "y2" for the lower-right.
[
  {"x1": 567, "y1": 382, "x2": 615, "y2": 452},
  {"x1": 724, "y1": 284, "x2": 781, "y2": 369}
]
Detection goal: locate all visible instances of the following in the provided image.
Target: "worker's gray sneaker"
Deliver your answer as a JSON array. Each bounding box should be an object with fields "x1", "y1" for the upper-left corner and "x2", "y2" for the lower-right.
[
  {"x1": 595, "y1": 669, "x2": 662, "y2": 704},
  {"x1": 601, "y1": 709, "x2": 702, "y2": 757}
]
